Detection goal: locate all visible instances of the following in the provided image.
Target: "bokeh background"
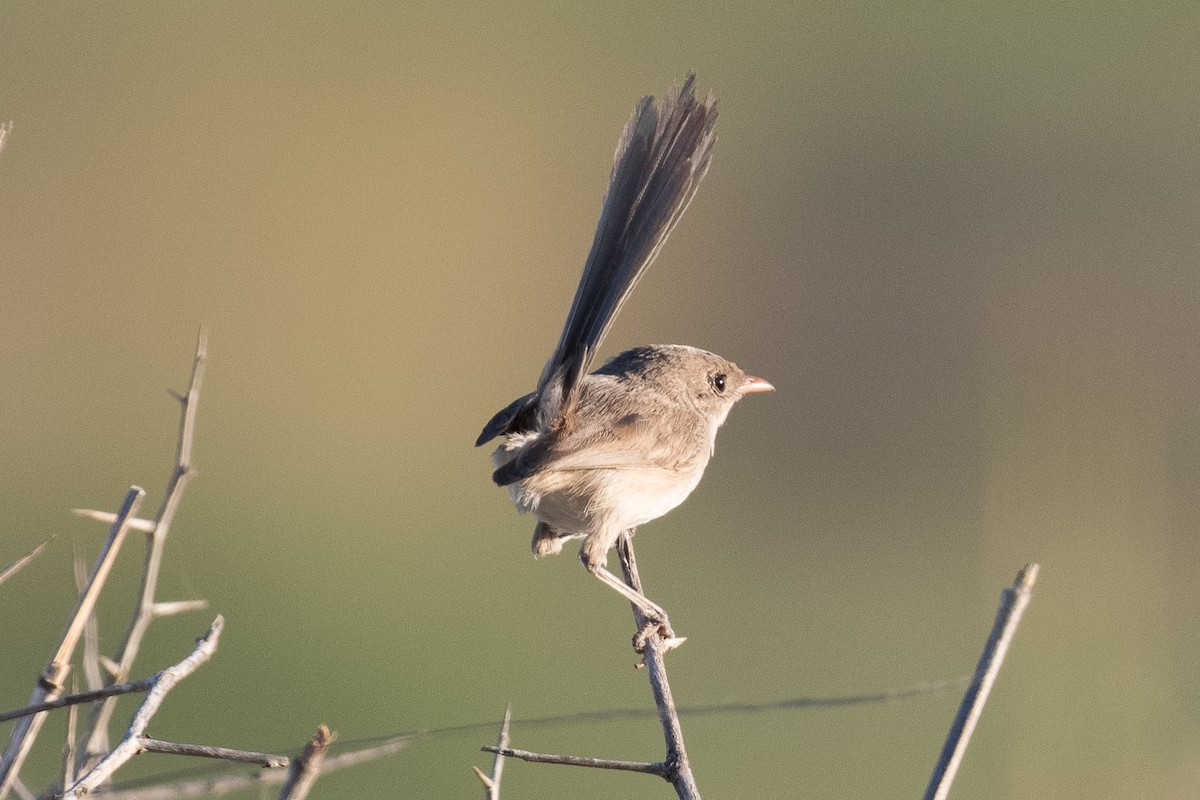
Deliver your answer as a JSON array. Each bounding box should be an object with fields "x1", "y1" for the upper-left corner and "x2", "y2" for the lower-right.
[{"x1": 2, "y1": 3, "x2": 1197, "y2": 798}]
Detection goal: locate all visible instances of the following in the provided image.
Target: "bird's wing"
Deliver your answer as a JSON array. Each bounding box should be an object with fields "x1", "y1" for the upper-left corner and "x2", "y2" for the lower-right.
[{"x1": 491, "y1": 410, "x2": 697, "y2": 486}]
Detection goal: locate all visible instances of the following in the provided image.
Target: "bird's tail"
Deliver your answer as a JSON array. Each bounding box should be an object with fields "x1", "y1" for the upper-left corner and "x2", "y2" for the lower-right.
[{"x1": 535, "y1": 75, "x2": 719, "y2": 432}]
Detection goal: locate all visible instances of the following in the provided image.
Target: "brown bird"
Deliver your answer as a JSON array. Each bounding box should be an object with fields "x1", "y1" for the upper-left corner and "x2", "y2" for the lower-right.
[{"x1": 477, "y1": 76, "x2": 772, "y2": 642}]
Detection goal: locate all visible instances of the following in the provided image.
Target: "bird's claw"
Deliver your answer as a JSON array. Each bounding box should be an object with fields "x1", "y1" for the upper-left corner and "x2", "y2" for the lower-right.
[{"x1": 632, "y1": 615, "x2": 685, "y2": 655}]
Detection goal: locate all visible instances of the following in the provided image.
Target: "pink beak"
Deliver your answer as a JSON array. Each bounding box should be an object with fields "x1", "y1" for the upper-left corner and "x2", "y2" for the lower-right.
[{"x1": 741, "y1": 375, "x2": 775, "y2": 394}]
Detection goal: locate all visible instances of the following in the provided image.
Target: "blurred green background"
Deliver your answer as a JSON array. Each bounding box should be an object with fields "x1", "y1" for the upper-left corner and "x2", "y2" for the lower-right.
[{"x1": 2, "y1": 3, "x2": 1198, "y2": 798}]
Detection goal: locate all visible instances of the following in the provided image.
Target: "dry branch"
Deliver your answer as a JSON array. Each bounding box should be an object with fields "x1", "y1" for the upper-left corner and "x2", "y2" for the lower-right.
[
  {"x1": 137, "y1": 740, "x2": 286, "y2": 768},
  {"x1": 923, "y1": 563, "x2": 1039, "y2": 800},
  {"x1": 77, "y1": 329, "x2": 209, "y2": 771},
  {"x1": 0, "y1": 487, "x2": 146, "y2": 800},
  {"x1": 60, "y1": 616, "x2": 291, "y2": 799}
]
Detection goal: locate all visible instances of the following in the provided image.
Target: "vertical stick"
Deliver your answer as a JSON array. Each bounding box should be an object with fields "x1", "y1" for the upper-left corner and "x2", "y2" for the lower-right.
[
  {"x1": 616, "y1": 532, "x2": 701, "y2": 800},
  {"x1": 924, "y1": 564, "x2": 1039, "y2": 800}
]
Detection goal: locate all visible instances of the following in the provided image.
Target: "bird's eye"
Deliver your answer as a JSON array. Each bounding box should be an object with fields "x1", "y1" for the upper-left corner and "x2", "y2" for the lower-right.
[{"x1": 711, "y1": 373, "x2": 727, "y2": 393}]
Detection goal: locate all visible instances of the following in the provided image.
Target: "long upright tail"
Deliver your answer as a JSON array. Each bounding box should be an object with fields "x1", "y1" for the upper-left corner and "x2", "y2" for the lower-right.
[{"x1": 534, "y1": 75, "x2": 719, "y2": 432}]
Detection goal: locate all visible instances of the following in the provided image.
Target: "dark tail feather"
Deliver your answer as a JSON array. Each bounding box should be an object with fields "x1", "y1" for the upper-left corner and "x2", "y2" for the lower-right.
[{"x1": 535, "y1": 75, "x2": 719, "y2": 430}]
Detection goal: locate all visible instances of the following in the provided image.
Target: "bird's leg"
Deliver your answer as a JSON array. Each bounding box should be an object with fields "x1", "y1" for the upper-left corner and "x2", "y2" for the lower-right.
[
  {"x1": 587, "y1": 561, "x2": 671, "y2": 623},
  {"x1": 581, "y1": 532, "x2": 685, "y2": 653}
]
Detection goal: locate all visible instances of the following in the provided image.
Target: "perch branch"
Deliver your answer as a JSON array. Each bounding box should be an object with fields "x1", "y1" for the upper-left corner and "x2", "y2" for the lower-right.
[
  {"x1": 482, "y1": 533, "x2": 700, "y2": 796},
  {"x1": 923, "y1": 563, "x2": 1039, "y2": 800},
  {"x1": 79, "y1": 328, "x2": 208, "y2": 770},
  {"x1": 617, "y1": 532, "x2": 700, "y2": 799},
  {"x1": 472, "y1": 705, "x2": 511, "y2": 799},
  {"x1": 277, "y1": 725, "x2": 332, "y2": 800},
  {"x1": 0, "y1": 486, "x2": 146, "y2": 800}
]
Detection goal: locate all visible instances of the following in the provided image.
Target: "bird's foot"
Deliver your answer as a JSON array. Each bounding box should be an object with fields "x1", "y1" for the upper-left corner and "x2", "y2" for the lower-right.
[{"x1": 632, "y1": 613, "x2": 686, "y2": 656}]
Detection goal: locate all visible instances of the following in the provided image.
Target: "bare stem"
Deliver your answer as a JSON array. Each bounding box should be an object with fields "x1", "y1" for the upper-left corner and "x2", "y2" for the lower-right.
[{"x1": 923, "y1": 563, "x2": 1039, "y2": 800}]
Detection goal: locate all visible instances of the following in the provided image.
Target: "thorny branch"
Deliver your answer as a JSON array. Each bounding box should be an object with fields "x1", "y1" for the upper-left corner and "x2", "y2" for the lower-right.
[
  {"x1": 61, "y1": 617, "x2": 291, "y2": 799},
  {"x1": 0, "y1": 487, "x2": 146, "y2": 800},
  {"x1": 75, "y1": 329, "x2": 209, "y2": 771}
]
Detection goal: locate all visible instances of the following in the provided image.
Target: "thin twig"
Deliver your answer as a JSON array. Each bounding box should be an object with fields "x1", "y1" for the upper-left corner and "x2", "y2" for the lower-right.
[
  {"x1": 73, "y1": 551, "x2": 105, "y2": 694},
  {"x1": 0, "y1": 677, "x2": 157, "y2": 725},
  {"x1": 481, "y1": 747, "x2": 668, "y2": 776},
  {"x1": 473, "y1": 705, "x2": 511, "y2": 799},
  {"x1": 79, "y1": 329, "x2": 208, "y2": 771},
  {"x1": 923, "y1": 563, "x2": 1039, "y2": 800},
  {"x1": 0, "y1": 486, "x2": 146, "y2": 800},
  {"x1": 0, "y1": 121, "x2": 11, "y2": 158},
  {"x1": 617, "y1": 532, "x2": 701, "y2": 799},
  {"x1": 138, "y1": 740, "x2": 287, "y2": 768},
  {"x1": 92, "y1": 733, "x2": 416, "y2": 800},
  {"x1": 277, "y1": 726, "x2": 332, "y2": 800},
  {"x1": 0, "y1": 539, "x2": 51, "y2": 588},
  {"x1": 63, "y1": 617, "x2": 250, "y2": 798},
  {"x1": 61, "y1": 676, "x2": 79, "y2": 793},
  {"x1": 70, "y1": 511, "x2": 156, "y2": 534}
]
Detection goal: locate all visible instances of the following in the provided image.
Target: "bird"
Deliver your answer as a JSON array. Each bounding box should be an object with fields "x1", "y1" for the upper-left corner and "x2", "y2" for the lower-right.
[{"x1": 476, "y1": 76, "x2": 772, "y2": 643}]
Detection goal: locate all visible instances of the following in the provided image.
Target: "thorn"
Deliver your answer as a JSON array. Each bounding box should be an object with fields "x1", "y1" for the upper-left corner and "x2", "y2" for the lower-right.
[
  {"x1": 71, "y1": 509, "x2": 156, "y2": 533},
  {"x1": 151, "y1": 600, "x2": 209, "y2": 617},
  {"x1": 472, "y1": 765, "x2": 495, "y2": 789}
]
